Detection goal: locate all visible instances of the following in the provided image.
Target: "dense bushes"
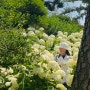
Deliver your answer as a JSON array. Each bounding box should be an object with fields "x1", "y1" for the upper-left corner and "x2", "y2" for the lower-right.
[
  {"x1": 0, "y1": 0, "x2": 47, "y2": 29},
  {"x1": 0, "y1": 0, "x2": 84, "y2": 90},
  {"x1": 0, "y1": 29, "x2": 29, "y2": 67},
  {"x1": 0, "y1": 28, "x2": 83, "y2": 90},
  {"x1": 0, "y1": 0, "x2": 83, "y2": 34},
  {"x1": 39, "y1": 15, "x2": 83, "y2": 35}
]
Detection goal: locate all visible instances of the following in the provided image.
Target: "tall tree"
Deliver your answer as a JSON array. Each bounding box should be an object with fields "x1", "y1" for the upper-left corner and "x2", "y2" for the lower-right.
[
  {"x1": 71, "y1": 0, "x2": 90, "y2": 90},
  {"x1": 0, "y1": 0, "x2": 47, "y2": 29},
  {"x1": 44, "y1": 0, "x2": 63, "y2": 11},
  {"x1": 44, "y1": 0, "x2": 86, "y2": 19}
]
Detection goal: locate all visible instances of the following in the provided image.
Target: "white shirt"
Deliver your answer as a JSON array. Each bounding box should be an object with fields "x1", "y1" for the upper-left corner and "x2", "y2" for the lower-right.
[{"x1": 54, "y1": 54, "x2": 71, "y2": 83}]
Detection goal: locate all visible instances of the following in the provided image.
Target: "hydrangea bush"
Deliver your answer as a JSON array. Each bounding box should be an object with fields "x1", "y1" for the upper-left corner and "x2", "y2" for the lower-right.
[{"x1": 0, "y1": 27, "x2": 83, "y2": 90}]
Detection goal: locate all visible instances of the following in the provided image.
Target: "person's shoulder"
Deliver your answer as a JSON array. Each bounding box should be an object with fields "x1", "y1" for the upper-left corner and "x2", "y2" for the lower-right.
[{"x1": 54, "y1": 54, "x2": 60, "y2": 61}]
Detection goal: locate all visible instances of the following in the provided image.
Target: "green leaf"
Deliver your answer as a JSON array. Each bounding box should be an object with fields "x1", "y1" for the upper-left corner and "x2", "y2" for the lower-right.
[{"x1": 83, "y1": 0, "x2": 89, "y2": 3}]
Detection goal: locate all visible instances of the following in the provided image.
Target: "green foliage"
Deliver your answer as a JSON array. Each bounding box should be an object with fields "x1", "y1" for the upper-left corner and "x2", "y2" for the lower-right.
[
  {"x1": 63, "y1": 0, "x2": 88, "y2": 3},
  {"x1": 0, "y1": 29, "x2": 29, "y2": 67},
  {"x1": 61, "y1": 6, "x2": 87, "y2": 15},
  {"x1": 39, "y1": 15, "x2": 83, "y2": 35},
  {"x1": 17, "y1": 0, "x2": 47, "y2": 15},
  {"x1": 45, "y1": 0, "x2": 63, "y2": 11},
  {"x1": 0, "y1": 0, "x2": 84, "y2": 35},
  {"x1": 0, "y1": 0, "x2": 47, "y2": 29},
  {"x1": 57, "y1": 14, "x2": 78, "y2": 23},
  {"x1": 29, "y1": 75, "x2": 56, "y2": 90},
  {"x1": 83, "y1": 0, "x2": 89, "y2": 3}
]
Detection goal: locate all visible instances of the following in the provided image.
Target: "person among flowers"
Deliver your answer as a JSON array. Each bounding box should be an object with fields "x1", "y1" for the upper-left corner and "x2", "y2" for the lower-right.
[{"x1": 54, "y1": 42, "x2": 71, "y2": 87}]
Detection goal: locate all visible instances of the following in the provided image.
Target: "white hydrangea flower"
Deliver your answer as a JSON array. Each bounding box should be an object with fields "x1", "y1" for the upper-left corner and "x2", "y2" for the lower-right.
[
  {"x1": 39, "y1": 39, "x2": 45, "y2": 45},
  {"x1": 50, "y1": 73, "x2": 61, "y2": 82},
  {"x1": 35, "y1": 30, "x2": 42, "y2": 35},
  {"x1": 60, "y1": 39, "x2": 67, "y2": 43},
  {"x1": 54, "y1": 70, "x2": 65, "y2": 78},
  {"x1": 33, "y1": 67, "x2": 47, "y2": 78},
  {"x1": 32, "y1": 43, "x2": 40, "y2": 49},
  {"x1": 48, "y1": 36, "x2": 54, "y2": 41},
  {"x1": 27, "y1": 27, "x2": 35, "y2": 31},
  {"x1": 33, "y1": 67, "x2": 43, "y2": 75},
  {"x1": 8, "y1": 77, "x2": 16, "y2": 81},
  {"x1": 54, "y1": 45, "x2": 59, "y2": 53},
  {"x1": 72, "y1": 47, "x2": 79, "y2": 54},
  {"x1": 57, "y1": 31, "x2": 64, "y2": 37},
  {"x1": 75, "y1": 42, "x2": 81, "y2": 48},
  {"x1": 57, "y1": 36, "x2": 63, "y2": 42},
  {"x1": 0, "y1": 67, "x2": 6, "y2": 72},
  {"x1": 66, "y1": 74, "x2": 74, "y2": 86},
  {"x1": 5, "y1": 82, "x2": 11, "y2": 87},
  {"x1": 27, "y1": 31, "x2": 35, "y2": 36},
  {"x1": 41, "y1": 50, "x2": 54, "y2": 62},
  {"x1": 27, "y1": 53, "x2": 31, "y2": 56},
  {"x1": 0, "y1": 67, "x2": 7, "y2": 75},
  {"x1": 46, "y1": 40, "x2": 53, "y2": 47},
  {"x1": 50, "y1": 34, "x2": 55, "y2": 39},
  {"x1": 73, "y1": 52, "x2": 78, "y2": 61},
  {"x1": 22, "y1": 32, "x2": 27, "y2": 37},
  {"x1": 21, "y1": 65, "x2": 27, "y2": 71},
  {"x1": 62, "y1": 35, "x2": 68, "y2": 39},
  {"x1": 8, "y1": 87, "x2": 13, "y2": 90},
  {"x1": 80, "y1": 30, "x2": 83, "y2": 36},
  {"x1": 64, "y1": 32, "x2": 68, "y2": 36},
  {"x1": 33, "y1": 48, "x2": 39, "y2": 53},
  {"x1": 39, "y1": 45, "x2": 45, "y2": 51},
  {"x1": 48, "y1": 61, "x2": 60, "y2": 71},
  {"x1": 39, "y1": 27, "x2": 44, "y2": 31},
  {"x1": 42, "y1": 33, "x2": 48, "y2": 40},
  {"x1": 56, "y1": 84, "x2": 67, "y2": 90},
  {"x1": 67, "y1": 59, "x2": 77, "y2": 67},
  {"x1": 42, "y1": 63, "x2": 48, "y2": 69},
  {"x1": 8, "y1": 77, "x2": 19, "y2": 90},
  {"x1": 67, "y1": 67, "x2": 73, "y2": 74},
  {"x1": 7, "y1": 67, "x2": 13, "y2": 74}
]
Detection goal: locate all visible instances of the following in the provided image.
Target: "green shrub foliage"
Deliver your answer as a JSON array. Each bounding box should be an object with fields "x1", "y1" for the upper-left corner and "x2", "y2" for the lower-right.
[{"x1": 0, "y1": 29, "x2": 29, "y2": 67}]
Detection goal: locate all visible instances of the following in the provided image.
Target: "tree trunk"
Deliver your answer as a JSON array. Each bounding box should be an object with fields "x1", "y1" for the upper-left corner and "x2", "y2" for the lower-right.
[{"x1": 71, "y1": 2, "x2": 90, "y2": 90}]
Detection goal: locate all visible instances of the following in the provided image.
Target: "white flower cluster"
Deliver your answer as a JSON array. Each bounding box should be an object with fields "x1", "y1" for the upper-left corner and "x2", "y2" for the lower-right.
[
  {"x1": 56, "y1": 84, "x2": 67, "y2": 90},
  {"x1": 25, "y1": 27, "x2": 83, "y2": 88},
  {"x1": 1, "y1": 27, "x2": 83, "y2": 89},
  {"x1": 0, "y1": 67, "x2": 13, "y2": 76},
  {"x1": 0, "y1": 66, "x2": 19, "y2": 90},
  {"x1": 6, "y1": 76, "x2": 19, "y2": 90},
  {"x1": 32, "y1": 50, "x2": 64, "y2": 82}
]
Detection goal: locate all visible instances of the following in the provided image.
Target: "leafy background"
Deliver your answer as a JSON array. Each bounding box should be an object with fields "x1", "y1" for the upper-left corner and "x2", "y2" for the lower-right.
[{"x1": 0, "y1": 0, "x2": 87, "y2": 90}]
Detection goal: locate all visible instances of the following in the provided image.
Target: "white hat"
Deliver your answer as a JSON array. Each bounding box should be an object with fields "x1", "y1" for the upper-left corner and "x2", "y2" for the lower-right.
[{"x1": 59, "y1": 42, "x2": 68, "y2": 50}]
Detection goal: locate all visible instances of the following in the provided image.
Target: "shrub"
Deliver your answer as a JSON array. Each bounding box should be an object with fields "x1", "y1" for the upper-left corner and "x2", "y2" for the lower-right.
[
  {"x1": 0, "y1": 0, "x2": 47, "y2": 29},
  {"x1": 0, "y1": 29, "x2": 29, "y2": 67},
  {"x1": 0, "y1": 27, "x2": 83, "y2": 90},
  {"x1": 38, "y1": 15, "x2": 83, "y2": 35}
]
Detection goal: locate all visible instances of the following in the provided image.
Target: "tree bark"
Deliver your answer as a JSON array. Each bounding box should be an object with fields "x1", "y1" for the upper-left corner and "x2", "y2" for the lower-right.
[{"x1": 71, "y1": 2, "x2": 90, "y2": 90}]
